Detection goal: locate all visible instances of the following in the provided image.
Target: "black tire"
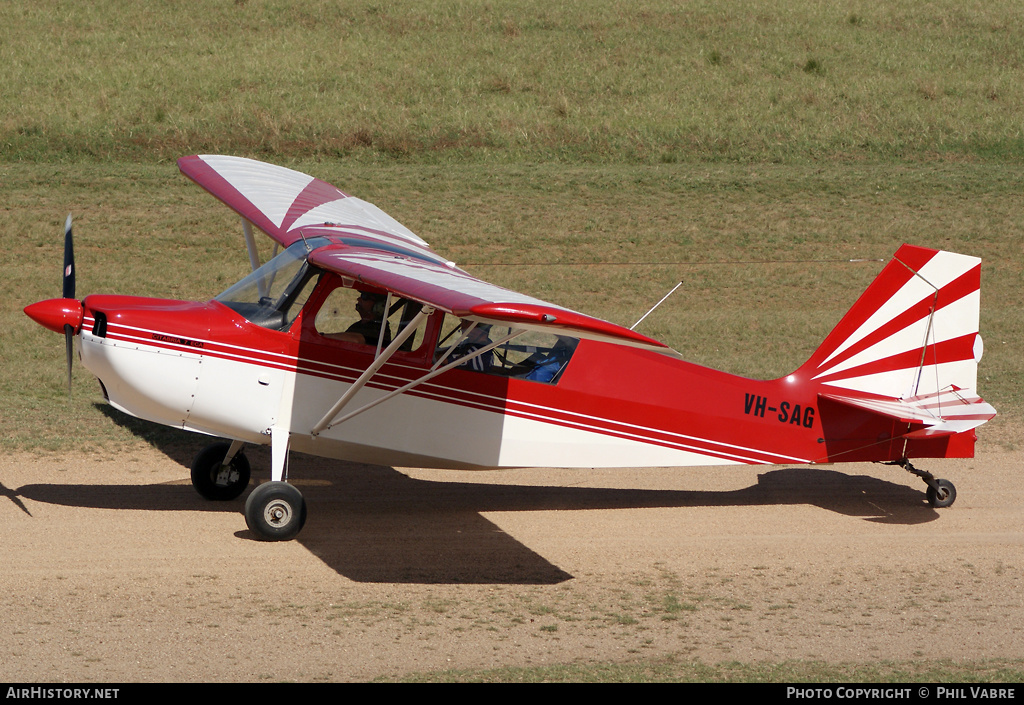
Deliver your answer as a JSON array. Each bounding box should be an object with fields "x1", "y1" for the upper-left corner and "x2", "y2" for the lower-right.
[
  {"x1": 926, "y1": 479, "x2": 957, "y2": 508},
  {"x1": 244, "y1": 481, "x2": 307, "y2": 541},
  {"x1": 191, "y1": 442, "x2": 251, "y2": 501}
]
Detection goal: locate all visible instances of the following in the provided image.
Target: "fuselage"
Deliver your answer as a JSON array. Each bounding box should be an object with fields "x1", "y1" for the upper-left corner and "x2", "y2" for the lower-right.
[{"x1": 73, "y1": 286, "x2": 974, "y2": 471}]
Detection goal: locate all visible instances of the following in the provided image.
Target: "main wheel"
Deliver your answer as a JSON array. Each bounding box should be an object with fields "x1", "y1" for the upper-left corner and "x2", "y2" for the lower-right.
[
  {"x1": 244, "y1": 481, "x2": 307, "y2": 541},
  {"x1": 191, "y1": 442, "x2": 251, "y2": 501},
  {"x1": 926, "y1": 478, "x2": 957, "y2": 508}
]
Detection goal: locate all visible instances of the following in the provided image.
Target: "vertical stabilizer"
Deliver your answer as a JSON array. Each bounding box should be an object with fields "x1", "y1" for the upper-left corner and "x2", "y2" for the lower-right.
[{"x1": 798, "y1": 244, "x2": 984, "y2": 400}]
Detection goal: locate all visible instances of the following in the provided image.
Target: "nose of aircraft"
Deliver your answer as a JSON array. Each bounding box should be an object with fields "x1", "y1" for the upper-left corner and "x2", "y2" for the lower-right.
[{"x1": 24, "y1": 298, "x2": 85, "y2": 334}]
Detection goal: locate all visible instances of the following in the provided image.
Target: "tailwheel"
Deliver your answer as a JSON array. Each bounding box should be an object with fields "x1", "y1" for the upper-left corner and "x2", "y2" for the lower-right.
[
  {"x1": 926, "y1": 478, "x2": 957, "y2": 509},
  {"x1": 884, "y1": 458, "x2": 957, "y2": 509},
  {"x1": 191, "y1": 442, "x2": 251, "y2": 501},
  {"x1": 244, "y1": 481, "x2": 307, "y2": 541}
]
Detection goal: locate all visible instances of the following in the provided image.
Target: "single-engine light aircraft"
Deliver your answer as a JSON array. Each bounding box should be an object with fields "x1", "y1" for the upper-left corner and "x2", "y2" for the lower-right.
[{"x1": 24, "y1": 156, "x2": 997, "y2": 541}]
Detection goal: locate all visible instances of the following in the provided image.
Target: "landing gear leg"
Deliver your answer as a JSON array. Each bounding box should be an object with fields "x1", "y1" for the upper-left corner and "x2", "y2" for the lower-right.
[
  {"x1": 243, "y1": 426, "x2": 307, "y2": 541},
  {"x1": 885, "y1": 458, "x2": 957, "y2": 508}
]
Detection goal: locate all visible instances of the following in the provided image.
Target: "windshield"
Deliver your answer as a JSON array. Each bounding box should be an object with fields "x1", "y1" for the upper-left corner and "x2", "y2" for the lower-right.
[{"x1": 215, "y1": 237, "x2": 328, "y2": 329}]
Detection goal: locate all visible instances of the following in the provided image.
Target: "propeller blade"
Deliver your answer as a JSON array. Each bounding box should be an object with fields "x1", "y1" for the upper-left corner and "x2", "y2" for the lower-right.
[
  {"x1": 63, "y1": 214, "x2": 76, "y2": 397},
  {"x1": 64, "y1": 324, "x2": 74, "y2": 397},
  {"x1": 62, "y1": 214, "x2": 75, "y2": 300}
]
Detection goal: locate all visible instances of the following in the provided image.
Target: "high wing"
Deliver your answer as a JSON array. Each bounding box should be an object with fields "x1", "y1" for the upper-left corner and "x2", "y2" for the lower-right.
[
  {"x1": 177, "y1": 154, "x2": 436, "y2": 257},
  {"x1": 308, "y1": 245, "x2": 678, "y2": 353},
  {"x1": 178, "y1": 154, "x2": 679, "y2": 357}
]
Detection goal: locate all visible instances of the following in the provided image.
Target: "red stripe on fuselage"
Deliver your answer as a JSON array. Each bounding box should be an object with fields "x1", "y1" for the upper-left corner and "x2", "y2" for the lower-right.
[
  {"x1": 88, "y1": 309, "x2": 810, "y2": 465},
  {"x1": 84, "y1": 293, "x2": 964, "y2": 467}
]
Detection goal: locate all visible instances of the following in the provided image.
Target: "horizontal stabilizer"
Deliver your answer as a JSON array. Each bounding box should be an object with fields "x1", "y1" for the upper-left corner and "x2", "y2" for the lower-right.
[{"x1": 820, "y1": 387, "x2": 996, "y2": 438}]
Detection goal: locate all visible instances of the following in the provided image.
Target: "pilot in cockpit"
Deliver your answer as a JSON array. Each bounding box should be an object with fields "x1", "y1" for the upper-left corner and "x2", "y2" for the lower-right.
[
  {"x1": 323, "y1": 290, "x2": 393, "y2": 347},
  {"x1": 447, "y1": 320, "x2": 494, "y2": 372}
]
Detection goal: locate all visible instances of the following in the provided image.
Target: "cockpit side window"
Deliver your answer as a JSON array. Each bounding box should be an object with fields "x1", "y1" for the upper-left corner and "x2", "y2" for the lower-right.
[
  {"x1": 434, "y1": 315, "x2": 578, "y2": 383},
  {"x1": 277, "y1": 268, "x2": 318, "y2": 330},
  {"x1": 491, "y1": 329, "x2": 578, "y2": 383},
  {"x1": 310, "y1": 280, "x2": 429, "y2": 353}
]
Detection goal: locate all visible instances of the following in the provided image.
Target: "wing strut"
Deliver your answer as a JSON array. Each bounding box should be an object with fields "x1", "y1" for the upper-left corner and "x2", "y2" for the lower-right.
[
  {"x1": 241, "y1": 218, "x2": 261, "y2": 274},
  {"x1": 240, "y1": 218, "x2": 269, "y2": 300},
  {"x1": 311, "y1": 306, "x2": 434, "y2": 435},
  {"x1": 311, "y1": 328, "x2": 528, "y2": 435},
  {"x1": 241, "y1": 217, "x2": 279, "y2": 298}
]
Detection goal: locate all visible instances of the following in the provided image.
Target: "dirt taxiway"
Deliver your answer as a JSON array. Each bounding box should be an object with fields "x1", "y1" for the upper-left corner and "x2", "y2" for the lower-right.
[{"x1": 1, "y1": 440, "x2": 1021, "y2": 681}]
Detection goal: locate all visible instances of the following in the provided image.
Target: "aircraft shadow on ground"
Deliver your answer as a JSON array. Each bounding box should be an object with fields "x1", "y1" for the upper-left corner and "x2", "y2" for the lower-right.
[
  {"x1": 12, "y1": 406, "x2": 943, "y2": 585},
  {"x1": 95, "y1": 403, "x2": 206, "y2": 468}
]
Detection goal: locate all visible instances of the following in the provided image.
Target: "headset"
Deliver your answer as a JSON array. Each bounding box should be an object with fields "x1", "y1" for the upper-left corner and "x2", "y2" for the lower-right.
[{"x1": 359, "y1": 291, "x2": 388, "y2": 318}]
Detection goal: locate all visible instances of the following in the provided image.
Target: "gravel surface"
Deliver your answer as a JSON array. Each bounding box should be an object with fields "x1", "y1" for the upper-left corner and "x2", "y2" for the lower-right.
[{"x1": 2, "y1": 441, "x2": 1021, "y2": 682}]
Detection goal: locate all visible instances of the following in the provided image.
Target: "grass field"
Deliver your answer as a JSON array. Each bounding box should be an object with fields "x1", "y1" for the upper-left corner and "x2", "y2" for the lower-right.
[
  {"x1": 3, "y1": 0, "x2": 1024, "y2": 164},
  {"x1": 387, "y1": 658, "x2": 1024, "y2": 683},
  {"x1": 2, "y1": 0, "x2": 1022, "y2": 682},
  {"x1": 5, "y1": 161, "x2": 1021, "y2": 452}
]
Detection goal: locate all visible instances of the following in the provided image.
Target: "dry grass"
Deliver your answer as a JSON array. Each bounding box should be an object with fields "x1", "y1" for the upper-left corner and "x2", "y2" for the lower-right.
[
  {"x1": 2, "y1": 0, "x2": 1023, "y2": 163},
  {"x1": 3, "y1": 161, "x2": 1021, "y2": 451}
]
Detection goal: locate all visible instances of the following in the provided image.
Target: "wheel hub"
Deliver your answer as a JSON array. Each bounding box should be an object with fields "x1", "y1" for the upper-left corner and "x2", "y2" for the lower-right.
[
  {"x1": 264, "y1": 499, "x2": 293, "y2": 527},
  {"x1": 214, "y1": 466, "x2": 239, "y2": 487}
]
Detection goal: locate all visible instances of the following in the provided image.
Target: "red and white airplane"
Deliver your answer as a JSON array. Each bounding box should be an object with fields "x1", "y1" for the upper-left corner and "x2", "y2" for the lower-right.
[{"x1": 24, "y1": 155, "x2": 997, "y2": 541}]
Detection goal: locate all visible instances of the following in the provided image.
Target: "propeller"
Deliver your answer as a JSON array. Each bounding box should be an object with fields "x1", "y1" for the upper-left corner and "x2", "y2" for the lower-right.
[
  {"x1": 24, "y1": 215, "x2": 85, "y2": 397},
  {"x1": 62, "y1": 214, "x2": 75, "y2": 395}
]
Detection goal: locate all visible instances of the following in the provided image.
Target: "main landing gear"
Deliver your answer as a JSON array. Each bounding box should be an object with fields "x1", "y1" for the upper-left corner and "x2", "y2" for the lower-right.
[
  {"x1": 244, "y1": 481, "x2": 307, "y2": 541},
  {"x1": 190, "y1": 441, "x2": 307, "y2": 541},
  {"x1": 885, "y1": 458, "x2": 957, "y2": 508},
  {"x1": 191, "y1": 441, "x2": 251, "y2": 501}
]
